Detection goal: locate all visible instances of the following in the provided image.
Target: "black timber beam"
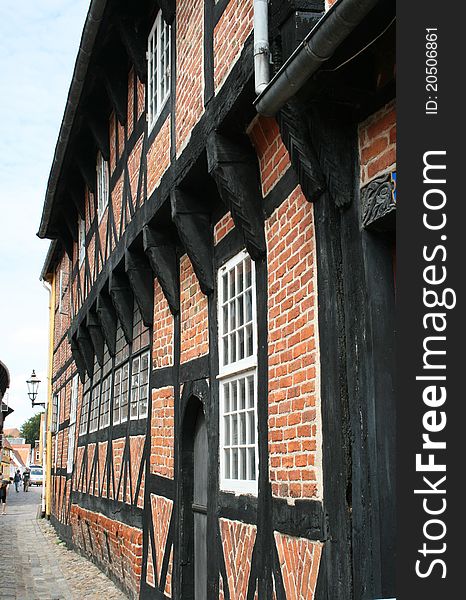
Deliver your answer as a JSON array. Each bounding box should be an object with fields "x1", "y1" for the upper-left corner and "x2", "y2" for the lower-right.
[
  {"x1": 171, "y1": 189, "x2": 214, "y2": 295},
  {"x1": 125, "y1": 248, "x2": 154, "y2": 327},
  {"x1": 86, "y1": 309, "x2": 105, "y2": 366},
  {"x1": 109, "y1": 271, "x2": 134, "y2": 343},
  {"x1": 87, "y1": 113, "x2": 110, "y2": 162},
  {"x1": 101, "y1": 64, "x2": 128, "y2": 125},
  {"x1": 143, "y1": 224, "x2": 179, "y2": 314},
  {"x1": 207, "y1": 131, "x2": 266, "y2": 260},
  {"x1": 115, "y1": 15, "x2": 147, "y2": 83},
  {"x1": 159, "y1": 0, "x2": 176, "y2": 25},
  {"x1": 59, "y1": 229, "x2": 75, "y2": 261},
  {"x1": 277, "y1": 101, "x2": 327, "y2": 202},
  {"x1": 76, "y1": 324, "x2": 95, "y2": 378},
  {"x1": 76, "y1": 153, "x2": 96, "y2": 195},
  {"x1": 70, "y1": 337, "x2": 87, "y2": 383},
  {"x1": 61, "y1": 205, "x2": 78, "y2": 243},
  {"x1": 96, "y1": 291, "x2": 118, "y2": 357},
  {"x1": 69, "y1": 182, "x2": 86, "y2": 220}
]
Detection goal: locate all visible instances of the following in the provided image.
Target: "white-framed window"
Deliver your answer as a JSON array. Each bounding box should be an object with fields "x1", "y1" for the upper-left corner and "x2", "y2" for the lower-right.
[
  {"x1": 147, "y1": 11, "x2": 171, "y2": 131},
  {"x1": 130, "y1": 352, "x2": 150, "y2": 420},
  {"x1": 218, "y1": 251, "x2": 258, "y2": 495},
  {"x1": 58, "y1": 268, "x2": 69, "y2": 315},
  {"x1": 79, "y1": 217, "x2": 86, "y2": 266},
  {"x1": 67, "y1": 375, "x2": 79, "y2": 473},
  {"x1": 89, "y1": 384, "x2": 101, "y2": 433},
  {"x1": 96, "y1": 152, "x2": 109, "y2": 221},
  {"x1": 79, "y1": 390, "x2": 90, "y2": 436},
  {"x1": 52, "y1": 392, "x2": 60, "y2": 434},
  {"x1": 113, "y1": 363, "x2": 129, "y2": 425},
  {"x1": 99, "y1": 375, "x2": 111, "y2": 430}
]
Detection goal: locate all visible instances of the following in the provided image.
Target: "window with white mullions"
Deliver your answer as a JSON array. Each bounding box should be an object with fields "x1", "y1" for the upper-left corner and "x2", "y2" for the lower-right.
[
  {"x1": 147, "y1": 11, "x2": 170, "y2": 131},
  {"x1": 89, "y1": 384, "x2": 101, "y2": 433},
  {"x1": 96, "y1": 152, "x2": 109, "y2": 221},
  {"x1": 79, "y1": 390, "x2": 90, "y2": 436},
  {"x1": 79, "y1": 217, "x2": 85, "y2": 266},
  {"x1": 130, "y1": 352, "x2": 150, "y2": 420},
  {"x1": 218, "y1": 250, "x2": 258, "y2": 495},
  {"x1": 99, "y1": 375, "x2": 111, "y2": 429},
  {"x1": 120, "y1": 363, "x2": 130, "y2": 423},
  {"x1": 67, "y1": 375, "x2": 79, "y2": 473}
]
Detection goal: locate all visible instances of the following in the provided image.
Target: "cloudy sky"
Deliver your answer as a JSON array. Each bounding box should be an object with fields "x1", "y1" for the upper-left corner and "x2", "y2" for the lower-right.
[{"x1": 0, "y1": 1, "x2": 90, "y2": 429}]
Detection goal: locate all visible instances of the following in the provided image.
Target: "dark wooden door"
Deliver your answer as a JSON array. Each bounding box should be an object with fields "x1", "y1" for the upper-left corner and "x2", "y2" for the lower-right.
[{"x1": 193, "y1": 410, "x2": 207, "y2": 600}]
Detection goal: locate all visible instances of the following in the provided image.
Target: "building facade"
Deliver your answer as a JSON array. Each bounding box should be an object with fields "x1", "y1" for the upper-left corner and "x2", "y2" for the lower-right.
[{"x1": 39, "y1": 0, "x2": 395, "y2": 598}]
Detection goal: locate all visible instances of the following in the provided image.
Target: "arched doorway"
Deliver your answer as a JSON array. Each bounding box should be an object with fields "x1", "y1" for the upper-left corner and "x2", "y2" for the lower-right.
[{"x1": 193, "y1": 409, "x2": 207, "y2": 599}]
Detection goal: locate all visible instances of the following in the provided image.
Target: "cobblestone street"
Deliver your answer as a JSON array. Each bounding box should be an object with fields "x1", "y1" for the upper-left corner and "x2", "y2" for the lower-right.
[{"x1": 0, "y1": 485, "x2": 128, "y2": 599}]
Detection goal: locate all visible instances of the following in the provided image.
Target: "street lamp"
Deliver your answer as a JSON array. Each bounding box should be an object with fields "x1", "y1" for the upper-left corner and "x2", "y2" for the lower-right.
[{"x1": 27, "y1": 370, "x2": 44, "y2": 407}]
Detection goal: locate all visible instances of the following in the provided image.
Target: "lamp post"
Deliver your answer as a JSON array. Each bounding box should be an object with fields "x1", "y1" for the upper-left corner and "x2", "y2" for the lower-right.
[{"x1": 27, "y1": 370, "x2": 44, "y2": 408}]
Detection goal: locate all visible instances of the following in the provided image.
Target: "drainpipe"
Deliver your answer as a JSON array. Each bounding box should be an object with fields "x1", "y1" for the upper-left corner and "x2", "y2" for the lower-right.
[
  {"x1": 254, "y1": 0, "x2": 270, "y2": 94},
  {"x1": 254, "y1": 0, "x2": 379, "y2": 116}
]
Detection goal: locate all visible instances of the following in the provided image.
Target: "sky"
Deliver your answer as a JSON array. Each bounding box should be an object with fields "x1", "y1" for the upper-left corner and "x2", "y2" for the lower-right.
[{"x1": 0, "y1": 1, "x2": 90, "y2": 429}]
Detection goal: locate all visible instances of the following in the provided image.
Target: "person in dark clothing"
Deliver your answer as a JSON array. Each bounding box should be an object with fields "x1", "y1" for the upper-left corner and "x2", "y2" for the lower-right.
[
  {"x1": 23, "y1": 468, "x2": 30, "y2": 492},
  {"x1": 0, "y1": 480, "x2": 9, "y2": 514},
  {"x1": 13, "y1": 470, "x2": 21, "y2": 492}
]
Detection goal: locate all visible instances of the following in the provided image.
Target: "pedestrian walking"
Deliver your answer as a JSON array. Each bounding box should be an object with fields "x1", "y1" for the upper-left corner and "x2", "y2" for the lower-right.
[
  {"x1": 23, "y1": 468, "x2": 31, "y2": 492},
  {"x1": 13, "y1": 469, "x2": 21, "y2": 493},
  {"x1": 0, "y1": 479, "x2": 9, "y2": 514}
]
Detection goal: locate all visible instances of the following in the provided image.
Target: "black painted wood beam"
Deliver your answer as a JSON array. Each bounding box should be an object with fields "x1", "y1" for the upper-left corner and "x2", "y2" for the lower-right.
[
  {"x1": 159, "y1": 0, "x2": 176, "y2": 25},
  {"x1": 171, "y1": 189, "x2": 214, "y2": 295},
  {"x1": 76, "y1": 324, "x2": 95, "y2": 378},
  {"x1": 277, "y1": 101, "x2": 327, "y2": 202},
  {"x1": 76, "y1": 154, "x2": 96, "y2": 194},
  {"x1": 125, "y1": 248, "x2": 154, "y2": 327},
  {"x1": 87, "y1": 113, "x2": 110, "y2": 162},
  {"x1": 59, "y1": 229, "x2": 75, "y2": 261},
  {"x1": 69, "y1": 184, "x2": 86, "y2": 220},
  {"x1": 86, "y1": 309, "x2": 105, "y2": 366},
  {"x1": 70, "y1": 336, "x2": 87, "y2": 383},
  {"x1": 109, "y1": 271, "x2": 134, "y2": 343},
  {"x1": 102, "y1": 64, "x2": 128, "y2": 125},
  {"x1": 115, "y1": 16, "x2": 147, "y2": 83},
  {"x1": 143, "y1": 224, "x2": 179, "y2": 314},
  {"x1": 207, "y1": 131, "x2": 266, "y2": 261},
  {"x1": 96, "y1": 291, "x2": 118, "y2": 356},
  {"x1": 61, "y1": 204, "x2": 78, "y2": 243}
]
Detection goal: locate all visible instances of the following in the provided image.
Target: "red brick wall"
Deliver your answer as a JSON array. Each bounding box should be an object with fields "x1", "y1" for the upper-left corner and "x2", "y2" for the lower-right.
[
  {"x1": 180, "y1": 255, "x2": 209, "y2": 363},
  {"x1": 214, "y1": 211, "x2": 236, "y2": 245},
  {"x1": 274, "y1": 532, "x2": 322, "y2": 600},
  {"x1": 148, "y1": 494, "x2": 174, "y2": 593},
  {"x1": 214, "y1": 0, "x2": 253, "y2": 92},
  {"x1": 151, "y1": 386, "x2": 174, "y2": 478},
  {"x1": 176, "y1": 0, "x2": 204, "y2": 155},
  {"x1": 220, "y1": 518, "x2": 257, "y2": 600},
  {"x1": 359, "y1": 100, "x2": 396, "y2": 186},
  {"x1": 266, "y1": 186, "x2": 321, "y2": 501},
  {"x1": 147, "y1": 117, "x2": 171, "y2": 197},
  {"x1": 249, "y1": 116, "x2": 291, "y2": 197},
  {"x1": 70, "y1": 504, "x2": 143, "y2": 599}
]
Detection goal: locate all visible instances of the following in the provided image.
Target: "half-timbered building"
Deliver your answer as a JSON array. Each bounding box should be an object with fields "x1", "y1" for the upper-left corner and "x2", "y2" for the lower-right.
[{"x1": 39, "y1": 0, "x2": 396, "y2": 598}]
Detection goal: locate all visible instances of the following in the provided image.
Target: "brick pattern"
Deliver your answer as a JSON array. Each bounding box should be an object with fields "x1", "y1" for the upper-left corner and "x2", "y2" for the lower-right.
[
  {"x1": 111, "y1": 438, "x2": 125, "y2": 501},
  {"x1": 180, "y1": 255, "x2": 209, "y2": 363},
  {"x1": 214, "y1": 0, "x2": 253, "y2": 92},
  {"x1": 274, "y1": 532, "x2": 322, "y2": 600},
  {"x1": 137, "y1": 77, "x2": 145, "y2": 120},
  {"x1": 249, "y1": 116, "x2": 291, "y2": 196},
  {"x1": 147, "y1": 117, "x2": 171, "y2": 197},
  {"x1": 87, "y1": 442, "x2": 96, "y2": 495},
  {"x1": 146, "y1": 537, "x2": 156, "y2": 587},
  {"x1": 128, "y1": 133, "x2": 144, "y2": 207},
  {"x1": 129, "y1": 435, "x2": 145, "y2": 508},
  {"x1": 164, "y1": 545, "x2": 174, "y2": 598},
  {"x1": 214, "y1": 211, "x2": 235, "y2": 245},
  {"x1": 70, "y1": 504, "x2": 143, "y2": 599},
  {"x1": 220, "y1": 518, "x2": 257, "y2": 600},
  {"x1": 359, "y1": 100, "x2": 396, "y2": 186},
  {"x1": 153, "y1": 279, "x2": 174, "y2": 368},
  {"x1": 176, "y1": 0, "x2": 204, "y2": 155},
  {"x1": 127, "y1": 68, "x2": 135, "y2": 138},
  {"x1": 266, "y1": 186, "x2": 320, "y2": 500},
  {"x1": 97, "y1": 441, "x2": 108, "y2": 498},
  {"x1": 150, "y1": 494, "x2": 174, "y2": 587},
  {"x1": 110, "y1": 112, "x2": 117, "y2": 174},
  {"x1": 150, "y1": 386, "x2": 175, "y2": 478}
]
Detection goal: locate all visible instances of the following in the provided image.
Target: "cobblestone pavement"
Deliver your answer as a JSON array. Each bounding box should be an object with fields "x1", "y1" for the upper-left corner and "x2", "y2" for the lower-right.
[{"x1": 0, "y1": 484, "x2": 128, "y2": 599}]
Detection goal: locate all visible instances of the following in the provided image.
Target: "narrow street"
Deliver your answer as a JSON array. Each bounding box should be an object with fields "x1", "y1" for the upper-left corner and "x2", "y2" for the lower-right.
[{"x1": 0, "y1": 485, "x2": 127, "y2": 599}]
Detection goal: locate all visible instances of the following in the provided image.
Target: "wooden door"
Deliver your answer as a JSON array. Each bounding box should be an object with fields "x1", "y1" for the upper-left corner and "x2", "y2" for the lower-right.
[{"x1": 193, "y1": 410, "x2": 207, "y2": 600}]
